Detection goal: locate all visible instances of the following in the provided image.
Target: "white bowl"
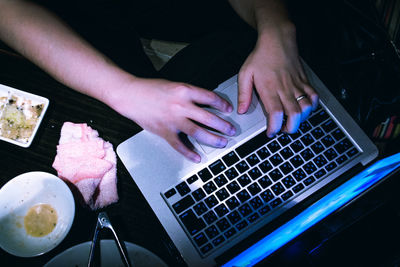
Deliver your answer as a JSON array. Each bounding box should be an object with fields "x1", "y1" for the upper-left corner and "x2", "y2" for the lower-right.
[{"x1": 0, "y1": 171, "x2": 75, "y2": 257}]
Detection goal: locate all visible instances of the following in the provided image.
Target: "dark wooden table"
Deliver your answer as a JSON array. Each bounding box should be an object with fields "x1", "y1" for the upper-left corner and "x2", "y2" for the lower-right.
[{"x1": 0, "y1": 50, "x2": 185, "y2": 266}]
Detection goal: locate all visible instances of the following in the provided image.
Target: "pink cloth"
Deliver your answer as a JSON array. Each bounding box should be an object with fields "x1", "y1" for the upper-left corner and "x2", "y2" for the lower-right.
[{"x1": 52, "y1": 122, "x2": 118, "y2": 209}]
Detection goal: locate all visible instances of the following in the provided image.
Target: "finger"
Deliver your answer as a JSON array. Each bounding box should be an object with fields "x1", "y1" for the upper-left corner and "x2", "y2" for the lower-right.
[
  {"x1": 238, "y1": 71, "x2": 254, "y2": 114},
  {"x1": 188, "y1": 106, "x2": 236, "y2": 136},
  {"x1": 167, "y1": 133, "x2": 201, "y2": 163},
  {"x1": 279, "y1": 90, "x2": 302, "y2": 134},
  {"x1": 180, "y1": 119, "x2": 229, "y2": 148},
  {"x1": 302, "y1": 83, "x2": 319, "y2": 111},
  {"x1": 188, "y1": 86, "x2": 233, "y2": 113}
]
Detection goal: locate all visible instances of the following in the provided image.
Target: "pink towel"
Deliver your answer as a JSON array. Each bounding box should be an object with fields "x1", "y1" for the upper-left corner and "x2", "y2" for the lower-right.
[{"x1": 52, "y1": 122, "x2": 118, "y2": 209}]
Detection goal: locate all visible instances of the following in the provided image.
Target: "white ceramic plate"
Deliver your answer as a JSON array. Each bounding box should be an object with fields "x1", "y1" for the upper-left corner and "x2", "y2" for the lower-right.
[
  {"x1": 0, "y1": 172, "x2": 75, "y2": 257},
  {"x1": 0, "y1": 83, "x2": 49, "y2": 147},
  {"x1": 44, "y1": 240, "x2": 168, "y2": 267}
]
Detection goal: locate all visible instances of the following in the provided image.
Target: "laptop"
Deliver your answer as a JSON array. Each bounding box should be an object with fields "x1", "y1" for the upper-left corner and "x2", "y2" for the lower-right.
[{"x1": 117, "y1": 61, "x2": 385, "y2": 266}]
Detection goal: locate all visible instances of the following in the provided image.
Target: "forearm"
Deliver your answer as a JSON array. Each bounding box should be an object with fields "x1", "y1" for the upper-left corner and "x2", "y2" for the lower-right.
[{"x1": 0, "y1": 0, "x2": 133, "y2": 105}]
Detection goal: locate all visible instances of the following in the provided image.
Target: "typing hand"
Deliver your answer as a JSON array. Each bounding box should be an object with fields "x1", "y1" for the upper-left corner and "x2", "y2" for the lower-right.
[
  {"x1": 111, "y1": 78, "x2": 236, "y2": 162},
  {"x1": 237, "y1": 26, "x2": 319, "y2": 137}
]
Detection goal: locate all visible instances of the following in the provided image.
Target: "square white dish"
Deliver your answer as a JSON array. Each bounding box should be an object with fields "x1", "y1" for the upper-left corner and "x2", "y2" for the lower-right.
[{"x1": 0, "y1": 83, "x2": 49, "y2": 147}]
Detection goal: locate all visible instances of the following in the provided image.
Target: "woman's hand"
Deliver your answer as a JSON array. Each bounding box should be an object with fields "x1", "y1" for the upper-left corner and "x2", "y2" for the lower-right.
[{"x1": 108, "y1": 77, "x2": 236, "y2": 162}]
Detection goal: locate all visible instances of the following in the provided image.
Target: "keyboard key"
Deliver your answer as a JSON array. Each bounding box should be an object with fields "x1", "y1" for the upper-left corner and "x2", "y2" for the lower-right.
[
  {"x1": 216, "y1": 218, "x2": 231, "y2": 232},
  {"x1": 236, "y1": 131, "x2": 269, "y2": 158},
  {"x1": 303, "y1": 177, "x2": 315, "y2": 186},
  {"x1": 269, "y1": 154, "x2": 284, "y2": 166},
  {"x1": 280, "y1": 147, "x2": 294, "y2": 160},
  {"x1": 313, "y1": 155, "x2": 328, "y2": 168},
  {"x1": 277, "y1": 134, "x2": 291, "y2": 146},
  {"x1": 271, "y1": 182, "x2": 285, "y2": 195},
  {"x1": 292, "y1": 183, "x2": 304, "y2": 193},
  {"x1": 198, "y1": 168, "x2": 213, "y2": 182},
  {"x1": 279, "y1": 162, "x2": 294, "y2": 175},
  {"x1": 314, "y1": 169, "x2": 327, "y2": 179},
  {"x1": 204, "y1": 195, "x2": 219, "y2": 209},
  {"x1": 237, "y1": 189, "x2": 251, "y2": 203},
  {"x1": 292, "y1": 169, "x2": 307, "y2": 181},
  {"x1": 203, "y1": 210, "x2": 218, "y2": 224},
  {"x1": 176, "y1": 181, "x2": 191, "y2": 196},
  {"x1": 267, "y1": 141, "x2": 281, "y2": 153},
  {"x1": 249, "y1": 196, "x2": 263, "y2": 209},
  {"x1": 164, "y1": 188, "x2": 176, "y2": 199},
  {"x1": 248, "y1": 183, "x2": 262, "y2": 196},
  {"x1": 203, "y1": 181, "x2": 217, "y2": 194},
  {"x1": 259, "y1": 160, "x2": 273, "y2": 173},
  {"x1": 256, "y1": 147, "x2": 270, "y2": 160},
  {"x1": 334, "y1": 138, "x2": 353, "y2": 154},
  {"x1": 214, "y1": 174, "x2": 228, "y2": 187},
  {"x1": 321, "y1": 135, "x2": 335, "y2": 147},
  {"x1": 300, "y1": 148, "x2": 314, "y2": 161},
  {"x1": 321, "y1": 119, "x2": 337, "y2": 133},
  {"x1": 311, "y1": 141, "x2": 325, "y2": 155},
  {"x1": 173, "y1": 195, "x2": 195, "y2": 214},
  {"x1": 215, "y1": 204, "x2": 229, "y2": 217},
  {"x1": 247, "y1": 213, "x2": 260, "y2": 223},
  {"x1": 259, "y1": 205, "x2": 271, "y2": 215},
  {"x1": 336, "y1": 155, "x2": 348, "y2": 165},
  {"x1": 179, "y1": 209, "x2": 206, "y2": 235},
  {"x1": 290, "y1": 155, "x2": 304, "y2": 168},
  {"x1": 258, "y1": 176, "x2": 273, "y2": 188},
  {"x1": 324, "y1": 148, "x2": 338, "y2": 161},
  {"x1": 209, "y1": 159, "x2": 226, "y2": 176},
  {"x1": 347, "y1": 147, "x2": 359, "y2": 158},
  {"x1": 238, "y1": 203, "x2": 253, "y2": 217},
  {"x1": 246, "y1": 153, "x2": 260, "y2": 166},
  {"x1": 187, "y1": 175, "x2": 198, "y2": 185},
  {"x1": 290, "y1": 140, "x2": 304, "y2": 153},
  {"x1": 194, "y1": 232, "x2": 208, "y2": 247},
  {"x1": 301, "y1": 134, "x2": 314, "y2": 146},
  {"x1": 224, "y1": 228, "x2": 237, "y2": 239},
  {"x1": 193, "y1": 202, "x2": 208, "y2": 216},
  {"x1": 227, "y1": 181, "x2": 240, "y2": 194},
  {"x1": 192, "y1": 188, "x2": 206, "y2": 201},
  {"x1": 215, "y1": 188, "x2": 230, "y2": 201},
  {"x1": 303, "y1": 162, "x2": 317, "y2": 174},
  {"x1": 200, "y1": 243, "x2": 213, "y2": 254},
  {"x1": 227, "y1": 210, "x2": 242, "y2": 224},
  {"x1": 236, "y1": 161, "x2": 250, "y2": 173},
  {"x1": 299, "y1": 121, "x2": 312, "y2": 133},
  {"x1": 282, "y1": 175, "x2": 296, "y2": 188},
  {"x1": 238, "y1": 174, "x2": 251, "y2": 187},
  {"x1": 260, "y1": 189, "x2": 275, "y2": 202},
  {"x1": 225, "y1": 167, "x2": 239, "y2": 180},
  {"x1": 281, "y1": 190, "x2": 293, "y2": 201},
  {"x1": 331, "y1": 128, "x2": 345, "y2": 141},
  {"x1": 311, "y1": 127, "x2": 325, "y2": 139},
  {"x1": 248, "y1": 167, "x2": 262, "y2": 180},
  {"x1": 222, "y1": 151, "x2": 240, "y2": 167},
  {"x1": 270, "y1": 198, "x2": 282, "y2": 208},
  {"x1": 205, "y1": 225, "x2": 219, "y2": 239},
  {"x1": 268, "y1": 169, "x2": 283, "y2": 182},
  {"x1": 309, "y1": 109, "x2": 329, "y2": 126},
  {"x1": 226, "y1": 196, "x2": 240, "y2": 210},
  {"x1": 212, "y1": 235, "x2": 225, "y2": 247},
  {"x1": 235, "y1": 220, "x2": 248, "y2": 231},
  {"x1": 325, "y1": 162, "x2": 337, "y2": 172}
]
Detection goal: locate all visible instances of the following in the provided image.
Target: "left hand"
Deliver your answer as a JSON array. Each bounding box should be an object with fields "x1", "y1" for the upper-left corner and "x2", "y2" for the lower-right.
[{"x1": 237, "y1": 24, "x2": 319, "y2": 137}]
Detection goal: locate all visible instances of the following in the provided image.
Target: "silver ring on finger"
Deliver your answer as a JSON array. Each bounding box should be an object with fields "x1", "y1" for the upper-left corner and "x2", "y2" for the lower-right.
[{"x1": 296, "y1": 94, "x2": 308, "y2": 102}]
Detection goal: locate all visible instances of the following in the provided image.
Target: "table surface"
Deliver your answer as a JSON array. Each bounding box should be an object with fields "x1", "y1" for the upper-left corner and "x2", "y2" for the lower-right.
[{"x1": 0, "y1": 50, "x2": 186, "y2": 267}]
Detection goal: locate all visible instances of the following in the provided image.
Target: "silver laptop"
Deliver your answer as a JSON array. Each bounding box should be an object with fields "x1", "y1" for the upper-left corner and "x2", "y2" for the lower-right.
[{"x1": 117, "y1": 61, "x2": 378, "y2": 266}]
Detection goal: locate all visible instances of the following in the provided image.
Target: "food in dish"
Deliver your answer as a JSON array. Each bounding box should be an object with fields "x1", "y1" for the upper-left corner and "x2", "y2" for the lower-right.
[
  {"x1": 24, "y1": 203, "x2": 58, "y2": 237},
  {"x1": 52, "y1": 122, "x2": 118, "y2": 210}
]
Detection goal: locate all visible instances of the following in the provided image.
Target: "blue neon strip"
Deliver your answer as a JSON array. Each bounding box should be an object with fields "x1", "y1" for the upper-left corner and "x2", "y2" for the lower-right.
[{"x1": 223, "y1": 153, "x2": 400, "y2": 267}]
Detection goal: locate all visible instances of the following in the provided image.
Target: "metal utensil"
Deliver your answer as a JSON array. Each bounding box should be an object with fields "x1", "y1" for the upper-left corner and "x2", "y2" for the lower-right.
[{"x1": 87, "y1": 211, "x2": 132, "y2": 267}]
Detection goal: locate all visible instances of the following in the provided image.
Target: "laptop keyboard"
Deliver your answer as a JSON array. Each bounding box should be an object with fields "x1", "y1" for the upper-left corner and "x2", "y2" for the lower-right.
[{"x1": 162, "y1": 106, "x2": 360, "y2": 257}]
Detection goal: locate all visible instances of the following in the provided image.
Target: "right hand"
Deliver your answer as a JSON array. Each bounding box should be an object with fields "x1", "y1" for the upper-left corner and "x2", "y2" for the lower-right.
[{"x1": 108, "y1": 77, "x2": 236, "y2": 162}]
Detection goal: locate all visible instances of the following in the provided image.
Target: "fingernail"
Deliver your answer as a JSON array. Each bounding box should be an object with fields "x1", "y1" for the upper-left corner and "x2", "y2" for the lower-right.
[
  {"x1": 227, "y1": 105, "x2": 233, "y2": 113},
  {"x1": 229, "y1": 126, "x2": 236, "y2": 136},
  {"x1": 191, "y1": 154, "x2": 201, "y2": 163},
  {"x1": 218, "y1": 138, "x2": 228, "y2": 148}
]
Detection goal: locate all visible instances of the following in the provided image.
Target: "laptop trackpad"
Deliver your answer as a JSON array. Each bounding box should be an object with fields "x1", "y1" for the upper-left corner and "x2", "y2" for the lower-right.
[{"x1": 196, "y1": 83, "x2": 265, "y2": 154}]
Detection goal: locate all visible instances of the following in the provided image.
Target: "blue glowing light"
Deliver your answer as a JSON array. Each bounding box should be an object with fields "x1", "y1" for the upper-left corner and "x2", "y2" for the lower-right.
[{"x1": 223, "y1": 153, "x2": 400, "y2": 267}]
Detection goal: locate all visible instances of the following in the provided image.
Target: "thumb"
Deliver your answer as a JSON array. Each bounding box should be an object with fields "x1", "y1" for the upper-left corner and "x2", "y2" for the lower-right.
[{"x1": 238, "y1": 71, "x2": 254, "y2": 114}]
